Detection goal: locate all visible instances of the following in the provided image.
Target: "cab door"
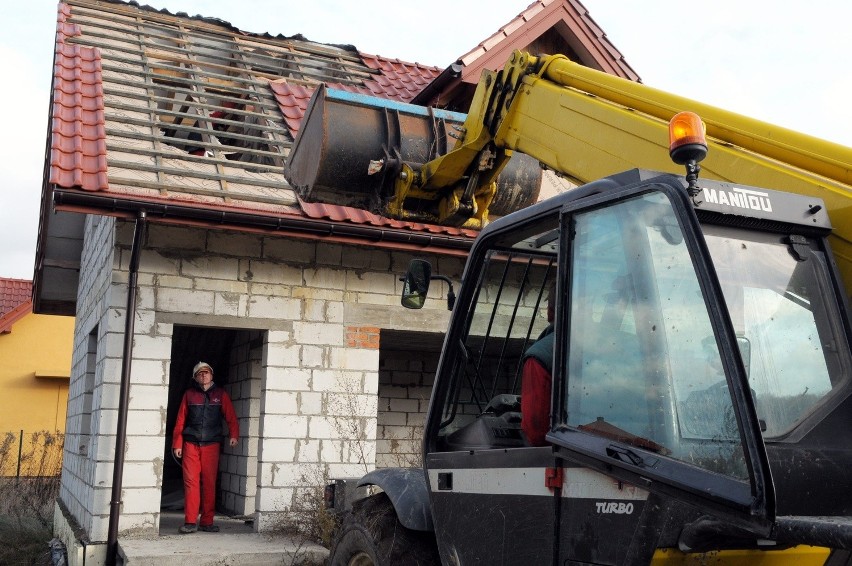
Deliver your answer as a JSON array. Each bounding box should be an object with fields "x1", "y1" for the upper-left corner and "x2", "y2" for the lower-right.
[
  {"x1": 546, "y1": 179, "x2": 774, "y2": 564},
  {"x1": 422, "y1": 208, "x2": 564, "y2": 565}
]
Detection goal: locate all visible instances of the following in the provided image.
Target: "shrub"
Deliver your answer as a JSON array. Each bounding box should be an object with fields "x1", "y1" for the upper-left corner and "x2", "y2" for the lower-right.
[{"x1": 270, "y1": 465, "x2": 340, "y2": 549}]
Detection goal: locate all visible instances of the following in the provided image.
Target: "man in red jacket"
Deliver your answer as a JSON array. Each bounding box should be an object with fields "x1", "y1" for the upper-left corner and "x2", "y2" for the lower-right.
[
  {"x1": 521, "y1": 282, "x2": 556, "y2": 446},
  {"x1": 172, "y1": 362, "x2": 239, "y2": 533}
]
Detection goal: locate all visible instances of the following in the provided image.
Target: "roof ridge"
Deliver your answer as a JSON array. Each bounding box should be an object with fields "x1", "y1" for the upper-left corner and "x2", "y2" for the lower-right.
[
  {"x1": 451, "y1": 0, "x2": 638, "y2": 82},
  {"x1": 456, "y1": 0, "x2": 548, "y2": 65}
]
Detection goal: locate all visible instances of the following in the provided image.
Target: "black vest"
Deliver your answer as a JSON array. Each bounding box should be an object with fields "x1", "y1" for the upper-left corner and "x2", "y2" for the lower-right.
[
  {"x1": 523, "y1": 325, "x2": 555, "y2": 374},
  {"x1": 182, "y1": 384, "x2": 226, "y2": 445}
]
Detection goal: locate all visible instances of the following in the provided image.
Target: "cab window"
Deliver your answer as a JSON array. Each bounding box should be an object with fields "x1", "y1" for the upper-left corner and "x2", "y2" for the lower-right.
[{"x1": 565, "y1": 191, "x2": 748, "y2": 478}]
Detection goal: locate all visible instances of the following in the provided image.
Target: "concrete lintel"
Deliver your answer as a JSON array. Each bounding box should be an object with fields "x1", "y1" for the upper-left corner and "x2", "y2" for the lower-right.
[
  {"x1": 156, "y1": 312, "x2": 291, "y2": 331},
  {"x1": 343, "y1": 302, "x2": 450, "y2": 332}
]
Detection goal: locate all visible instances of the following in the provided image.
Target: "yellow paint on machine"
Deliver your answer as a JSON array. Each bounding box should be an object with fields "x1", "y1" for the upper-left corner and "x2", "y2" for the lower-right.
[{"x1": 652, "y1": 545, "x2": 832, "y2": 565}]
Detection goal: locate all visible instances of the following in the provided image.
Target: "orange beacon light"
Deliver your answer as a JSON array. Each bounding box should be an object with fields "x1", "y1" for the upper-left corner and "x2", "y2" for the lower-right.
[{"x1": 669, "y1": 111, "x2": 708, "y2": 165}]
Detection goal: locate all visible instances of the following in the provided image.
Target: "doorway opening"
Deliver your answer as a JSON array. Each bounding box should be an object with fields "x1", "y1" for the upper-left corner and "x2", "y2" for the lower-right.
[{"x1": 160, "y1": 325, "x2": 264, "y2": 534}]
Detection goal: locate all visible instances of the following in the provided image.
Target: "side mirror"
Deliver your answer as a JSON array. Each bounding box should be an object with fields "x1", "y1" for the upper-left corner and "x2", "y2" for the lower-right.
[{"x1": 401, "y1": 260, "x2": 432, "y2": 309}]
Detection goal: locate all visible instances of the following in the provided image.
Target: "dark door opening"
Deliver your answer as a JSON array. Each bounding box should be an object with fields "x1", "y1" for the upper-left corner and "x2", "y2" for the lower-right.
[{"x1": 162, "y1": 326, "x2": 236, "y2": 507}]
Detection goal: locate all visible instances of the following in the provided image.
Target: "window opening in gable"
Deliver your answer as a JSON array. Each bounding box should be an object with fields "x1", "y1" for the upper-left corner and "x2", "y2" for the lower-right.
[
  {"x1": 204, "y1": 91, "x2": 283, "y2": 165},
  {"x1": 153, "y1": 88, "x2": 283, "y2": 164}
]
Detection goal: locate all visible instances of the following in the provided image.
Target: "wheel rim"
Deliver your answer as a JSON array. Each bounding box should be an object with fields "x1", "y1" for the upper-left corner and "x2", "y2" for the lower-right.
[{"x1": 348, "y1": 551, "x2": 375, "y2": 566}]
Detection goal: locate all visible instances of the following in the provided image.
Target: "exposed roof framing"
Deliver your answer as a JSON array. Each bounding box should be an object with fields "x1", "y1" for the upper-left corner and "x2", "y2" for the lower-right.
[{"x1": 62, "y1": 0, "x2": 386, "y2": 206}]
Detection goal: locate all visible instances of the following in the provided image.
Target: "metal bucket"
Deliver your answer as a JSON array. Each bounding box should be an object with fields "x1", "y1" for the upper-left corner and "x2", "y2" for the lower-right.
[{"x1": 285, "y1": 86, "x2": 542, "y2": 220}]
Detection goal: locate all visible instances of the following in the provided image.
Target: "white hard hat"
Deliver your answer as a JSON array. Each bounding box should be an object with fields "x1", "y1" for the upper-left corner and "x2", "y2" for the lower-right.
[{"x1": 193, "y1": 361, "x2": 213, "y2": 377}]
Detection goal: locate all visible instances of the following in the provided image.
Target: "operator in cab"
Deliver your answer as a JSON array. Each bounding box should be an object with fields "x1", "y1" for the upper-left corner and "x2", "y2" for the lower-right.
[{"x1": 521, "y1": 281, "x2": 556, "y2": 446}]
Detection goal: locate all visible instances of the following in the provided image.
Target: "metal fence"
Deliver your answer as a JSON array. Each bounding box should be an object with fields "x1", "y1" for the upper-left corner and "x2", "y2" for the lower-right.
[{"x1": 0, "y1": 430, "x2": 64, "y2": 477}]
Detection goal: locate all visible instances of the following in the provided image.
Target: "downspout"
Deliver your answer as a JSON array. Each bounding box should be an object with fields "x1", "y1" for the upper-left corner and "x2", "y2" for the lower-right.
[{"x1": 106, "y1": 210, "x2": 147, "y2": 565}]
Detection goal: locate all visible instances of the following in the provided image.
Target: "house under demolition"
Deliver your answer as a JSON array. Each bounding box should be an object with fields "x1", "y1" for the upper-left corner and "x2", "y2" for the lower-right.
[{"x1": 33, "y1": 0, "x2": 638, "y2": 562}]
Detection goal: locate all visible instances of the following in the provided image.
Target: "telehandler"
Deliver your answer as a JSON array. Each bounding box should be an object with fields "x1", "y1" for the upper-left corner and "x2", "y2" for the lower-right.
[{"x1": 287, "y1": 51, "x2": 852, "y2": 565}]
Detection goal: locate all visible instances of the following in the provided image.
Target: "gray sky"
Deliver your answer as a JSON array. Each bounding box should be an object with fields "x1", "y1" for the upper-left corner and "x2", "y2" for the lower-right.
[{"x1": 0, "y1": 0, "x2": 849, "y2": 280}]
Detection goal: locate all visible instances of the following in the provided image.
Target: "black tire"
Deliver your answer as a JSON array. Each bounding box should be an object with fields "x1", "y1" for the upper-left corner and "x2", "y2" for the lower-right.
[{"x1": 328, "y1": 493, "x2": 440, "y2": 566}]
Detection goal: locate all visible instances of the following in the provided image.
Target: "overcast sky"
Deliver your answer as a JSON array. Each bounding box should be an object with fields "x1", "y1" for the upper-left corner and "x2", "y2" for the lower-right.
[{"x1": 0, "y1": 0, "x2": 849, "y2": 280}]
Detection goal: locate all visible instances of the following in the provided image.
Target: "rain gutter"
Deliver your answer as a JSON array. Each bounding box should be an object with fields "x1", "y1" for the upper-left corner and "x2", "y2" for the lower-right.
[{"x1": 53, "y1": 189, "x2": 475, "y2": 255}]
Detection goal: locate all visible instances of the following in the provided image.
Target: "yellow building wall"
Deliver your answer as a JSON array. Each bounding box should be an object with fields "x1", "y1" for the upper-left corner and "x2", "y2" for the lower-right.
[{"x1": 0, "y1": 311, "x2": 74, "y2": 475}]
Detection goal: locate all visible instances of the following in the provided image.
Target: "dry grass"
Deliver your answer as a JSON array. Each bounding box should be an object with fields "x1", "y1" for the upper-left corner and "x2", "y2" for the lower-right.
[
  {"x1": 0, "y1": 431, "x2": 64, "y2": 566},
  {"x1": 270, "y1": 465, "x2": 340, "y2": 549}
]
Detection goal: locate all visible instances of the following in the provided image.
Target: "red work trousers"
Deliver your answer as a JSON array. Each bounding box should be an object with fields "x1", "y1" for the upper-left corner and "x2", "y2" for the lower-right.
[{"x1": 182, "y1": 442, "x2": 220, "y2": 526}]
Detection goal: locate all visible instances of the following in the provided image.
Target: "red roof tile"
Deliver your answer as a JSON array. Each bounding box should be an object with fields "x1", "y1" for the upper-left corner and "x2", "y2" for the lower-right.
[
  {"x1": 268, "y1": 51, "x2": 441, "y2": 138},
  {"x1": 0, "y1": 278, "x2": 32, "y2": 318},
  {"x1": 49, "y1": 3, "x2": 108, "y2": 192},
  {"x1": 358, "y1": 53, "x2": 442, "y2": 102},
  {"x1": 268, "y1": 81, "x2": 314, "y2": 138},
  {"x1": 268, "y1": 80, "x2": 388, "y2": 138},
  {"x1": 501, "y1": 15, "x2": 526, "y2": 37},
  {"x1": 298, "y1": 199, "x2": 479, "y2": 239}
]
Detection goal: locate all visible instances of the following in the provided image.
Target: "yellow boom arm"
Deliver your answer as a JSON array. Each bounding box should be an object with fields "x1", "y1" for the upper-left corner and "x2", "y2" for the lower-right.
[{"x1": 408, "y1": 51, "x2": 852, "y2": 292}]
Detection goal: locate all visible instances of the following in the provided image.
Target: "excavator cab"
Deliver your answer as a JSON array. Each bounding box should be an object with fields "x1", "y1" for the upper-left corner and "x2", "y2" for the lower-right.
[{"x1": 406, "y1": 166, "x2": 852, "y2": 563}]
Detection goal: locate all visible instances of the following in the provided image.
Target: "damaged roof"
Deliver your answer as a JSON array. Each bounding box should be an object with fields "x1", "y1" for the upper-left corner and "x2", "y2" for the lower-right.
[{"x1": 35, "y1": 0, "x2": 638, "y2": 315}]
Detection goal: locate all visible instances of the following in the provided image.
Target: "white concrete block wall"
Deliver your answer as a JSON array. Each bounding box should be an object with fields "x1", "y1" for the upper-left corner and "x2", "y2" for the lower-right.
[
  {"x1": 82, "y1": 260, "x2": 168, "y2": 540},
  {"x1": 57, "y1": 214, "x2": 116, "y2": 546},
  {"x1": 376, "y1": 350, "x2": 437, "y2": 468},
  {"x1": 255, "y1": 323, "x2": 381, "y2": 523},
  {"x1": 58, "y1": 219, "x2": 460, "y2": 542},
  {"x1": 220, "y1": 330, "x2": 262, "y2": 516}
]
